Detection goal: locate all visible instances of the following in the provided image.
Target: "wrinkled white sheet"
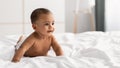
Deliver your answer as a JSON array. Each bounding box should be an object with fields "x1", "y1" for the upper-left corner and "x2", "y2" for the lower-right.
[{"x1": 0, "y1": 31, "x2": 120, "y2": 68}]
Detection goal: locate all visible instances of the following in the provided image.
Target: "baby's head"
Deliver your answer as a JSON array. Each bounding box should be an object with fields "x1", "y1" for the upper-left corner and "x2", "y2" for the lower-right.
[{"x1": 30, "y1": 8, "x2": 55, "y2": 36}]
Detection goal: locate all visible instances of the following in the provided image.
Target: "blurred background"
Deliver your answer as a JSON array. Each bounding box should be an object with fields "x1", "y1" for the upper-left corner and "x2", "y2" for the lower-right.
[{"x1": 0, "y1": 0, "x2": 120, "y2": 36}]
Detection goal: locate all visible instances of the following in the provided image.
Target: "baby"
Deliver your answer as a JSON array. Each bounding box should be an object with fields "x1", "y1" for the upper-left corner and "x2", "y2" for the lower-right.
[{"x1": 12, "y1": 8, "x2": 63, "y2": 62}]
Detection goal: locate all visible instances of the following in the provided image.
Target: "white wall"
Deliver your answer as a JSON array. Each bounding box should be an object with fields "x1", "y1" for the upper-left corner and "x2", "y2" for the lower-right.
[
  {"x1": 24, "y1": 0, "x2": 65, "y2": 23},
  {"x1": 0, "y1": 0, "x2": 65, "y2": 36},
  {"x1": 0, "y1": 0, "x2": 23, "y2": 36},
  {"x1": 105, "y1": 0, "x2": 120, "y2": 31}
]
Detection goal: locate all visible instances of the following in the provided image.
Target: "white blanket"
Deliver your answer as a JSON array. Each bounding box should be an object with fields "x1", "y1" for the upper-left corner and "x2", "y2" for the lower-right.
[{"x1": 0, "y1": 31, "x2": 120, "y2": 68}]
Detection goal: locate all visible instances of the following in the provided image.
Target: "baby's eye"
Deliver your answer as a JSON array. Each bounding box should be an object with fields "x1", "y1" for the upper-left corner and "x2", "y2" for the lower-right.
[
  {"x1": 52, "y1": 22, "x2": 54, "y2": 25},
  {"x1": 45, "y1": 23, "x2": 49, "y2": 26}
]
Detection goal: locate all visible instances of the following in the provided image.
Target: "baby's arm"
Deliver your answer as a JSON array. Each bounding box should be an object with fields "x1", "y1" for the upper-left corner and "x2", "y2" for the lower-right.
[
  {"x1": 51, "y1": 35, "x2": 63, "y2": 56},
  {"x1": 12, "y1": 37, "x2": 34, "y2": 62}
]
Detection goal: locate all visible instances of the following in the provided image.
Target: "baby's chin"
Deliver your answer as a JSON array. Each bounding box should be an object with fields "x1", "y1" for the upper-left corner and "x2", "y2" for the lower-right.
[{"x1": 46, "y1": 32, "x2": 53, "y2": 36}]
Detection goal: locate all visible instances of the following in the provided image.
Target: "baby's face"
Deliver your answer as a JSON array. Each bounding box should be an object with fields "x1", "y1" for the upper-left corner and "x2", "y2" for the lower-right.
[{"x1": 33, "y1": 13, "x2": 55, "y2": 36}]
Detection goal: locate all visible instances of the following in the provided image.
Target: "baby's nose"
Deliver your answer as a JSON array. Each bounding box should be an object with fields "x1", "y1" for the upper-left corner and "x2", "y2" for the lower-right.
[
  {"x1": 49, "y1": 25, "x2": 54, "y2": 29},
  {"x1": 49, "y1": 26, "x2": 55, "y2": 31}
]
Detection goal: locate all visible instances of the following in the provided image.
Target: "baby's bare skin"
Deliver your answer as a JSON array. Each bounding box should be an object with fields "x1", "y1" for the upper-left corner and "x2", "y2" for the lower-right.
[
  {"x1": 24, "y1": 32, "x2": 51, "y2": 57},
  {"x1": 12, "y1": 32, "x2": 63, "y2": 62}
]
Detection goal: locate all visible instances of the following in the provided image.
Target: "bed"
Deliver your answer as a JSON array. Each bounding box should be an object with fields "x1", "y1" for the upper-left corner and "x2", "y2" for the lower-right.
[{"x1": 0, "y1": 31, "x2": 120, "y2": 68}]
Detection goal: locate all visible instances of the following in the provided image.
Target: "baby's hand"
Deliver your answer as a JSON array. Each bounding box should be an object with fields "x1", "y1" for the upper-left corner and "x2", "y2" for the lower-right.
[{"x1": 12, "y1": 58, "x2": 20, "y2": 63}]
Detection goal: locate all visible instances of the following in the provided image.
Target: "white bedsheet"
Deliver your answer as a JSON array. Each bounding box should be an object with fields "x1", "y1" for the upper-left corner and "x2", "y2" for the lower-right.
[{"x1": 0, "y1": 31, "x2": 120, "y2": 68}]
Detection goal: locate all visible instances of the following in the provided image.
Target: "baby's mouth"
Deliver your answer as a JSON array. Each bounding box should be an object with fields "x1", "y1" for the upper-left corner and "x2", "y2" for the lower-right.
[{"x1": 47, "y1": 30, "x2": 53, "y2": 33}]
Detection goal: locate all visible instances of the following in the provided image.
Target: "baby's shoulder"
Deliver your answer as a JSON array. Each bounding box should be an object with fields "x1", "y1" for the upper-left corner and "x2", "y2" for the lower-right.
[
  {"x1": 49, "y1": 35, "x2": 57, "y2": 41},
  {"x1": 25, "y1": 34, "x2": 36, "y2": 41}
]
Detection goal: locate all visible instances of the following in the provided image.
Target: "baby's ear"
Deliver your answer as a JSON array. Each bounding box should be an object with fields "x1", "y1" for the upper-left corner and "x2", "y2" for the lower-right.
[{"x1": 32, "y1": 24, "x2": 36, "y2": 29}]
